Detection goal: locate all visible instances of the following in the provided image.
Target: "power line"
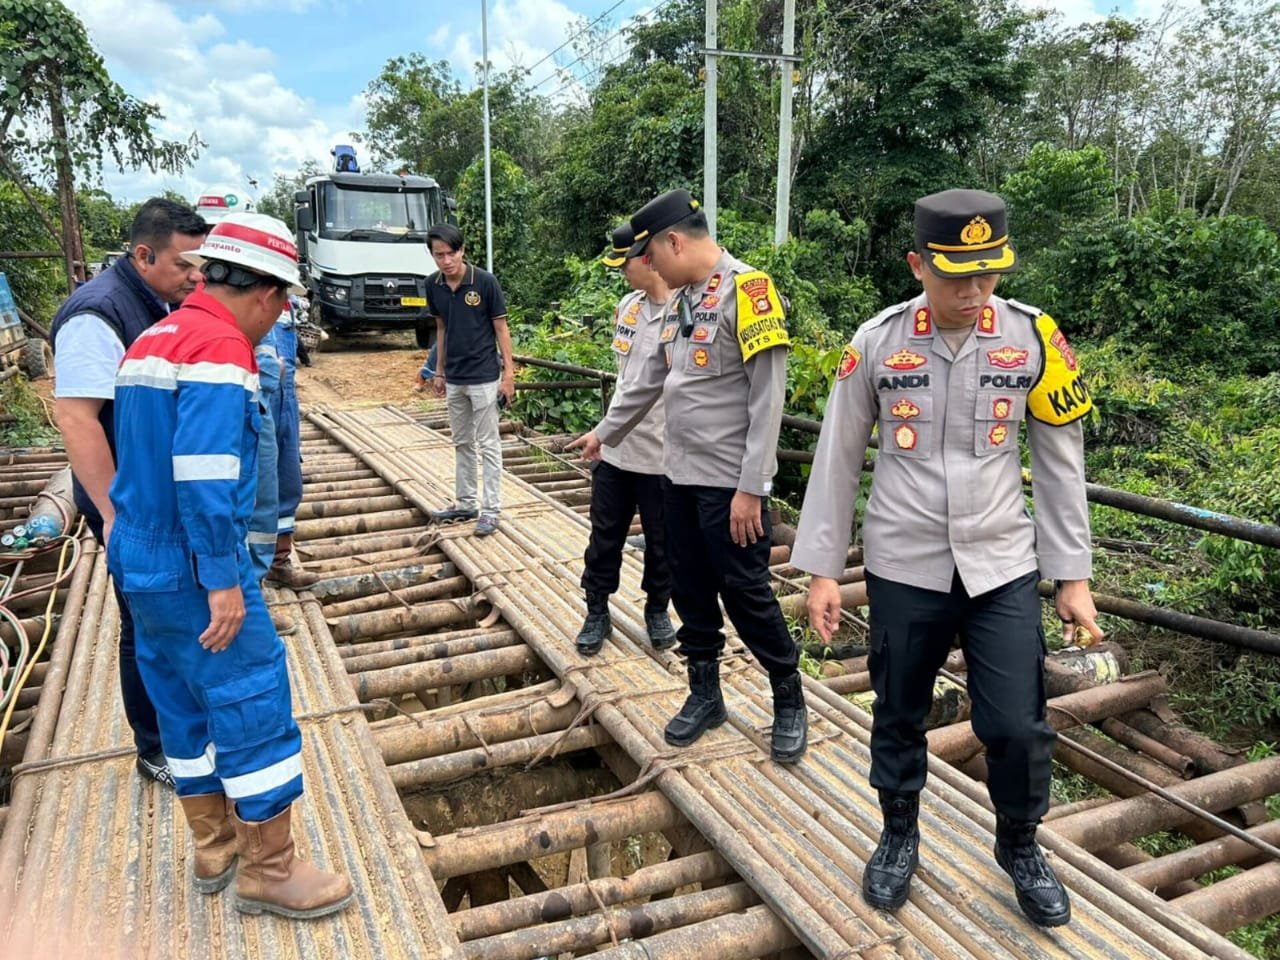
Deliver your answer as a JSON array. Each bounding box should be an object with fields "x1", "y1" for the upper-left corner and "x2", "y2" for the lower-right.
[
  {"x1": 522, "y1": 0, "x2": 631, "y2": 78},
  {"x1": 531, "y1": 0, "x2": 678, "y2": 94}
]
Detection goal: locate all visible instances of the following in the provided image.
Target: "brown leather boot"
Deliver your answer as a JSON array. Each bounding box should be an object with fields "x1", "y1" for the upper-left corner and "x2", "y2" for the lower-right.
[
  {"x1": 266, "y1": 532, "x2": 321, "y2": 588},
  {"x1": 233, "y1": 805, "x2": 353, "y2": 919},
  {"x1": 179, "y1": 793, "x2": 238, "y2": 893}
]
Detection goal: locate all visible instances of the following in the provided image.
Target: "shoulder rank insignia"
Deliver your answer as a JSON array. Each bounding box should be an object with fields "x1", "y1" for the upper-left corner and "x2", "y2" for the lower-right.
[
  {"x1": 734, "y1": 271, "x2": 790, "y2": 363},
  {"x1": 836, "y1": 344, "x2": 861, "y2": 380},
  {"x1": 1028, "y1": 314, "x2": 1092, "y2": 425},
  {"x1": 884, "y1": 349, "x2": 927, "y2": 371}
]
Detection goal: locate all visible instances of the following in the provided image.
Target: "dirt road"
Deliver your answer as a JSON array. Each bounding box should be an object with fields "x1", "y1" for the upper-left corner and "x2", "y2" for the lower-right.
[{"x1": 294, "y1": 330, "x2": 430, "y2": 408}]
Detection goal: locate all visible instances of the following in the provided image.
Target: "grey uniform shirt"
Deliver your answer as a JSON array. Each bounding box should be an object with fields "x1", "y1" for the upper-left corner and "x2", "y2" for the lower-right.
[
  {"x1": 601, "y1": 290, "x2": 667, "y2": 475},
  {"x1": 595, "y1": 249, "x2": 789, "y2": 495},
  {"x1": 792, "y1": 293, "x2": 1093, "y2": 595}
]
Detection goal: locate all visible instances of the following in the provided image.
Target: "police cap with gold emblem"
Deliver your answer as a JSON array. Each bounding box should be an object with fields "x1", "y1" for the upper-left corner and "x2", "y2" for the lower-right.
[
  {"x1": 915, "y1": 189, "x2": 1018, "y2": 278},
  {"x1": 628, "y1": 188, "x2": 701, "y2": 256},
  {"x1": 602, "y1": 222, "x2": 635, "y2": 268}
]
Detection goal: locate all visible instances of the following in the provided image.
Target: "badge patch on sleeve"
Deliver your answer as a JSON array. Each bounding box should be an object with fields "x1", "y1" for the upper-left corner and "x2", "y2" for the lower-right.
[
  {"x1": 735, "y1": 271, "x2": 790, "y2": 363},
  {"x1": 836, "y1": 344, "x2": 861, "y2": 380},
  {"x1": 1028, "y1": 314, "x2": 1092, "y2": 425}
]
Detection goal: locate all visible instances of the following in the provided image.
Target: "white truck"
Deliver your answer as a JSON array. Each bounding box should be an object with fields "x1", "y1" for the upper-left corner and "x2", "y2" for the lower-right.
[{"x1": 293, "y1": 146, "x2": 449, "y2": 347}]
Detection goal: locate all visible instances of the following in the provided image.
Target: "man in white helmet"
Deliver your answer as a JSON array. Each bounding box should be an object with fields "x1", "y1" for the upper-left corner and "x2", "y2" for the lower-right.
[{"x1": 107, "y1": 213, "x2": 353, "y2": 920}]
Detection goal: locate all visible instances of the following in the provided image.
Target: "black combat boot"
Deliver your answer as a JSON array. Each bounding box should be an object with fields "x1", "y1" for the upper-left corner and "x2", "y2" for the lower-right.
[
  {"x1": 862, "y1": 791, "x2": 919, "y2": 911},
  {"x1": 994, "y1": 814, "x2": 1071, "y2": 927},
  {"x1": 664, "y1": 659, "x2": 727, "y2": 746},
  {"x1": 769, "y1": 672, "x2": 808, "y2": 763},
  {"x1": 644, "y1": 597, "x2": 677, "y2": 650},
  {"x1": 575, "y1": 594, "x2": 612, "y2": 656}
]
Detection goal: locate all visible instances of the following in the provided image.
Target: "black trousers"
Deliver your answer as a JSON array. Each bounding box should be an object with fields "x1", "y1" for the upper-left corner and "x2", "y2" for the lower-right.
[
  {"x1": 663, "y1": 481, "x2": 798, "y2": 679},
  {"x1": 865, "y1": 569, "x2": 1053, "y2": 821},
  {"x1": 581, "y1": 460, "x2": 672, "y2": 601},
  {"x1": 83, "y1": 500, "x2": 164, "y2": 759}
]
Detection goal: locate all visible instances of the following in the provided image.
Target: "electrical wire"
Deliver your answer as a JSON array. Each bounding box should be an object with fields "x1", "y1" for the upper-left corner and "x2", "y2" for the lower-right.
[
  {"x1": 522, "y1": 0, "x2": 632, "y2": 80},
  {"x1": 0, "y1": 530, "x2": 80, "y2": 749},
  {"x1": 529, "y1": 0, "x2": 680, "y2": 95}
]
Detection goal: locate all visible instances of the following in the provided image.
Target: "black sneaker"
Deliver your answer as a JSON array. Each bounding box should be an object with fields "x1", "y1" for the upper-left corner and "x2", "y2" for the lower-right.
[
  {"x1": 136, "y1": 752, "x2": 176, "y2": 790},
  {"x1": 431, "y1": 503, "x2": 479, "y2": 523}
]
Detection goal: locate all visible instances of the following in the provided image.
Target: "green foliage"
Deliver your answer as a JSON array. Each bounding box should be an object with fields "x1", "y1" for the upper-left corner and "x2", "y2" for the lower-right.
[
  {"x1": 1042, "y1": 212, "x2": 1280, "y2": 372},
  {"x1": 1000, "y1": 143, "x2": 1114, "y2": 253},
  {"x1": 0, "y1": 179, "x2": 61, "y2": 320},
  {"x1": 456, "y1": 151, "x2": 535, "y2": 307},
  {"x1": 0, "y1": 0, "x2": 197, "y2": 180},
  {"x1": 0, "y1": 376, "x2": 55, "y2": 446},
  {"x1": 255, "y1": 161, "x2": 323, "y2": 223}
]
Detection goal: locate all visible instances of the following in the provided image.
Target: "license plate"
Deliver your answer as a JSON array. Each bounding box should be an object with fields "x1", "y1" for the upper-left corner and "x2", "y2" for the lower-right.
[{"x1": 401, "y1": 296, "x2": 427, "y2": 307}]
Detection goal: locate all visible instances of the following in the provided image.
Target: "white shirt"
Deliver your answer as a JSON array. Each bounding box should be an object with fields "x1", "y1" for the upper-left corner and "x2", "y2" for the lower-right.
[{"x1": 52, "y1": 314, "x2": 128, "y2": 399}]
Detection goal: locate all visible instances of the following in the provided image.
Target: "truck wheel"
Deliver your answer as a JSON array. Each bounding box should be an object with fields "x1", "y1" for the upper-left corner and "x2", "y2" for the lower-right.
[
  {"x1": 20, "y1": 338, "x2": 53, "y2": 379},
  {"x1": 415, "y1": 319, "x2": 434, "y2": 349}
]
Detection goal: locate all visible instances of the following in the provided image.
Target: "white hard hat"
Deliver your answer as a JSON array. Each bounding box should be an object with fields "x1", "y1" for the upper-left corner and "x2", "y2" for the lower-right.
[{"x1": 189, "y1": 212, "x2": 305, "y2": 295}]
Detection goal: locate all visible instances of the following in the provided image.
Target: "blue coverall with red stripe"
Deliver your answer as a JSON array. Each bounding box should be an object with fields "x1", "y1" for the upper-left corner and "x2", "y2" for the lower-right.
[{"x1": 107, "y1": 289, "x2": 303, "y2": 822}]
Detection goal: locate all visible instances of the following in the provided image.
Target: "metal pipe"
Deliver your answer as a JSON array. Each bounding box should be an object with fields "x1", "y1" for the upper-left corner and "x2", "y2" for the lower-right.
[
  {"x1": 345, "y1": 628, "x2": 520, "y2": 674},
  {"x1": 328, "y1": 596, "x2": 479, "y2": 643},
  {"x1": 295, "y1": 493, "x2": 405, "y2": 520},
  {"x1": 293, "y1": 507, "x2": 427, "y2": 542},
  {"x1": 452, "y1": 849, "x2": 731, "y2": 941},
  {"x1": 460, "y1": 882, "x2": 761, "y2": 960},
  {"x1": 1170, "y1": 862, "x2": 1280, "y2": 933},
  {"x1": 420, "y1": 790, "x2": 682, "y2": 879},
  {"x1": 389, "y1": 723, "x2": 611, "y2": 788},
  {"x1": 373, "y1": 687, "x2": 576, "y2": 765},
  {"x1": 322, "y1": 574, "x2": 471, "y2": 620},
  {"x1": 512, "y1": 353, "x2": 616, "y2": 382},
  {"x1": 1047, "y1": 755, "x2": 1280, "y2": 852},
  {"x1": 1036, "y1": 581, "x2": 1280, "y2": 655},
  {"x1": 353, "y1": 644, "x2": 537, "y2": 701},
  {"x1": 309, "y1": 562, "x2": 452, "y2": 602},
  {"x1": 927, "y1": 670, "x2": 1169, "y2": 762},
  {"x1": 1122, "y1": 819, "x2": 1280, "y2": 890},
  {"x1": 590, "y1": 905, "x2": 800, "y2": 959}
]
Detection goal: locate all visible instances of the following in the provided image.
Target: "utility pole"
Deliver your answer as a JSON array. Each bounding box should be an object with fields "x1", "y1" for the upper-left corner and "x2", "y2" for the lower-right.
[
  {"x1": 700, "y1": 11, "x2": 802, "y2": 246},
  {"x1": 481, "y1": 0, "x2": 495, "y2": 272},
  {"x1": 703, "y1": 0, "x2": 718, "y2": 239},
  {"x1": 774, "y1": 0, "x2": 796, "y2": 245}
]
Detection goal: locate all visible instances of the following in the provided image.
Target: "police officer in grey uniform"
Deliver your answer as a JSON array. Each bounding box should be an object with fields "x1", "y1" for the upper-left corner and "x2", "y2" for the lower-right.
[
  {"x1": 576, "y1": 223, "x2": 677, "y2": 655},
  {"x1": 792, "y1": 189, "x2": 1103, "y2": 926},
  {"x1": 570, "y1": 189, "x2": 807, "y2": 764}
]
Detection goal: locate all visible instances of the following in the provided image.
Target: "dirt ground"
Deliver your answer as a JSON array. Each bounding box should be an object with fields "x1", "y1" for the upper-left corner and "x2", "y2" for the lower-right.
[{"x1": 294, "y1": 329, "x2": 431, "y2": 408}]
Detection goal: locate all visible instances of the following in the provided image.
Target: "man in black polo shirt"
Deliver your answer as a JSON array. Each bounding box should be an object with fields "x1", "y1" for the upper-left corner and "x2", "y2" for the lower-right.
[{"x1": 426, "y1": 224, "x2": 514, "y2": 536}]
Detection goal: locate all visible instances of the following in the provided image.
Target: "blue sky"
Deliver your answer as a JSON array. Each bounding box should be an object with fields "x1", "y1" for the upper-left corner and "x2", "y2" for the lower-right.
[{"x1": 63, "y1": 0, "x2": 1141, "y2": 205}]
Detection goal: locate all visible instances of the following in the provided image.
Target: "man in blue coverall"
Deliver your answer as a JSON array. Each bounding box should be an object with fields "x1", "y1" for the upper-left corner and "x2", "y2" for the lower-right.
[{"x1": 108, "y1": 213, "x2": 352, "y2": 919}]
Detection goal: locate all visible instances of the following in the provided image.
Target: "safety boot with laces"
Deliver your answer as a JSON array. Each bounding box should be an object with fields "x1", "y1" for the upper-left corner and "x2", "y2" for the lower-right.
[
  {"x1": 575, "y1": 593, "x2": 612, "y2": 656},
  {"x1": 643, "y1": 597, "x2": 676, "y2": 650},
  {"x1": 769, "y1": 672, "x2": 808, "y2": 763},
  {"x1": 994, "y1": 814, "x2": 1071, "y2": 927},
  {"x1": 862, "y1": 791, "x2": 919, "y2": 910},
  {"x1": 664, "y1": 659, "x2": 727, "y2": 746}
]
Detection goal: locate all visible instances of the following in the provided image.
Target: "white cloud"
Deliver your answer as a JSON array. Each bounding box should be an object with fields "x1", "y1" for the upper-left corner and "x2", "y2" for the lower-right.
[{"x1": 61, "y1": 0, "x2": 361, "y2": 204}]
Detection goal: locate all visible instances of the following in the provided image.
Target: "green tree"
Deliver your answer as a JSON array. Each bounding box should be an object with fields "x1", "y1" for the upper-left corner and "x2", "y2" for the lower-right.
[
  {"x1": 455, "y1": 150, "x2": 535, "y2": 307},
  {"x1": 0, "y1": 0, "x2": 198, "y2": 288},
  {"x1": 255, "y1": 161, "x2": 324, "y2": 223}
]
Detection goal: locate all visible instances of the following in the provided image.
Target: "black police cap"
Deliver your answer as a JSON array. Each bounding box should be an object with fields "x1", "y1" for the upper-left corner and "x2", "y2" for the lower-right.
[
  {"x1": 628, "y1": 189, "x2": 701, "y2": 256},
  {"x1": 602, "y1": 222, "x2": 635, "y2": 268},
  {"x1": 915, "y1": 189, "x2": 1018, "y2": 278}
]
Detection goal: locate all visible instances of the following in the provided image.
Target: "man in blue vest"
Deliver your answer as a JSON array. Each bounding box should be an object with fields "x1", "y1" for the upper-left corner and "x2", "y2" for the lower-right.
[{"x1": 51, "y1": 197, "x2": 208, "y2": 789}]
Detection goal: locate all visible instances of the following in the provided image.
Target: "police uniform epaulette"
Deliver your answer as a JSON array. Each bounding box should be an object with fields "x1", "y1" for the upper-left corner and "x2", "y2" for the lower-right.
[
  {"x1": 857, "y1": 299, "x2": 913, "y2": 336},
  {"x1": 1004, "y1": 297, "x2": 1046, "y2": 321}
]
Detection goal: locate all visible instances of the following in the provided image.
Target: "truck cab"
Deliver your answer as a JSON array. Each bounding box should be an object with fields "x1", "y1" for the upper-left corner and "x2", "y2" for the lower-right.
[{"x1": 294, "y1": 147, "x2": 447, "y2": 346}]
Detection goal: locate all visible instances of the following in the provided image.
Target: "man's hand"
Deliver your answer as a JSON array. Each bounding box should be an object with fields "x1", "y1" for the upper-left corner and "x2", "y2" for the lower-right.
[
  {"x1": 567, "y1": 431, "x2": 603, "y2": 462},
  {"x1": 729, "y1": 491, "x2": 764, "y2": 547},
  {"x1": 432, "y1": 374, "x2": 446, "y2": 398},
  {"x1": 500, "y1": 373, "x2": 516, "y2": 406},
  {"x1": 1055, "y1": 579, "x2": 1104, "y2": 647},
  {"x1": 413, "y1": 372, "x2": 428, "y2": 394},
  {"x1": 806, "y1": 575, "x2": 842, "y2": 643},
  {"x1": 199, "y1": 585, "x2": 245, "y2": 653}
]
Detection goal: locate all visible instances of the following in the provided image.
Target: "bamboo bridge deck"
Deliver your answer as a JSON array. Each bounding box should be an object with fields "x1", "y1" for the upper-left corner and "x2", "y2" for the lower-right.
[{"x1": 0, "y1": 403, "x2": 1274, "y2": 960}]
